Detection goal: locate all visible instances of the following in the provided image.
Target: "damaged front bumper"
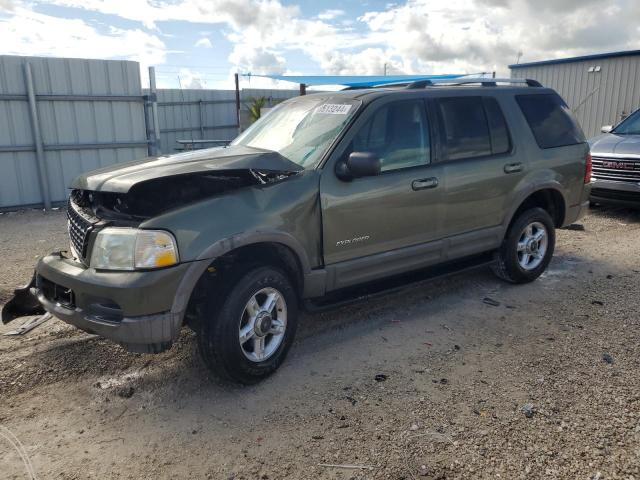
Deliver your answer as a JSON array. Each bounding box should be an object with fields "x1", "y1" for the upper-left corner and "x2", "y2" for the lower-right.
[{"x1": 31, "y1": 252, "x2": 196, "y2": 353}]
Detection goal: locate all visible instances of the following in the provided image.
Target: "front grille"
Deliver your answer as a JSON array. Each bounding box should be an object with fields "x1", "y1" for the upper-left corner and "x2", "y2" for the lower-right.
[
  {"x1": 592, "y1": 156, "x2": 640, "y2": 183},
  {"x1": 67, "y1": 192, "x2": 100, "y2": 260}
]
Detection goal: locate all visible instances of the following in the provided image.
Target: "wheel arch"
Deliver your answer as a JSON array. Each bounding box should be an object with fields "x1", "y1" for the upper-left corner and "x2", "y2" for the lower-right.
[
  {"x1": 173, "y1": 233, "x2": 314, "y2": 330},
  {"x1": 504, "y1": 186, "x2": 567, "y2": 232}
]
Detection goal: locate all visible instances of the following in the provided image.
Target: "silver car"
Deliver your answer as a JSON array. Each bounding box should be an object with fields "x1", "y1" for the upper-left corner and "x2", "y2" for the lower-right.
[{"x1": 589, "y1": 108, "x2": 640, "y2": 206}]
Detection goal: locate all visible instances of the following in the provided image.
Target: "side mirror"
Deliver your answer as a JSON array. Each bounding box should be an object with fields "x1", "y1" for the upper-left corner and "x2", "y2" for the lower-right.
[
  {"x1": 601, "y1": 125, "x2": 613, "y2": 133},
  {"x1": 335, "y1": 152, "x2": 381, "y2": 181}
]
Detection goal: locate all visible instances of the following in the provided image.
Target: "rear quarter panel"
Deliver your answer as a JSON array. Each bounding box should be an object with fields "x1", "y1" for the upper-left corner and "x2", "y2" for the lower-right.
[{"x1": 501, "y1": 92, "x2": 589, "y2": 226}]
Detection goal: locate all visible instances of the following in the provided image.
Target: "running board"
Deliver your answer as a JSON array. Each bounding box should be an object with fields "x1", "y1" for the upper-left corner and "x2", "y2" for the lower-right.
[{"x1": 304, "y1": 253, "x2": 496, "y2": 313}]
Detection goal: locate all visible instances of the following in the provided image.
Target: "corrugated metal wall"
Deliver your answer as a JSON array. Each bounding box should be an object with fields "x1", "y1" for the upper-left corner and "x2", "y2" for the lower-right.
[
  {"x1": 0, "y1": 54, "x2": 304, "y2": 210},
  {"x1": 0, "y1": 55, "x2": 148, "y2": 210},
  {"x1": 510, "y1": 55, "x2": 640, "y2": 138},
  {"x1": 149, "y1": 88, "x2": 299, "y2": 153}
]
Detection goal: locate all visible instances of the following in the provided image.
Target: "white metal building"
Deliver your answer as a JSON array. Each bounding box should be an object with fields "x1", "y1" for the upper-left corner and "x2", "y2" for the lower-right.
[{"x1": 509, "y1": 50, "x2": 640, "y2": 138}]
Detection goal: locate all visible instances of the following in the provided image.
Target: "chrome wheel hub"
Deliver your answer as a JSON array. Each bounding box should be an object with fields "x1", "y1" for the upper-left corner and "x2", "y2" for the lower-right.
[
  {"x1": 516, "y1": 221, "x2": 548, "y2": 271},
  {"x1": 239, "y1": 287, "x2": 287, "y2": 362},
  {"x1": 254, "y1": 312, "x2": 273, "y2": 337}
]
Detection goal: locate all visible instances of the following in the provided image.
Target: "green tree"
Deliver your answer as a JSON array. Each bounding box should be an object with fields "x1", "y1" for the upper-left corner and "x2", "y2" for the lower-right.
[{"x1": 246, "y1": 96, "x2": 267, "y2": 123}]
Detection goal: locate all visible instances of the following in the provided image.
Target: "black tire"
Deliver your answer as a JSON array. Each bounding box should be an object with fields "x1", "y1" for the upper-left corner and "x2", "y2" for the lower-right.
[
  {"x1": 492, "y1": 207, "x2": 556, "y2": 284},
  {"x1": 197, "y1": 265, "x2": 298, "y2": 384}
]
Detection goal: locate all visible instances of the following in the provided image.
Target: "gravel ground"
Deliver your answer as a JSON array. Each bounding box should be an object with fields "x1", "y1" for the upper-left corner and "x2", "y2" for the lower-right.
[{"x1": 1, "y1": 205, "x2": 639, "y2": 479}]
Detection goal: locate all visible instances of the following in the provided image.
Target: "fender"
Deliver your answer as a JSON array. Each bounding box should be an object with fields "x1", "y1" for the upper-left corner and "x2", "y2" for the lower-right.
[
  {"x1": 171, "y1": 230, "x2": 325, "y2": 317},
  {"x1": 502, "y1": 180, "x2": 568, "y2": 231},
  {"x1": 196, "y1": 230, "x2": 312, "y2": 272}
]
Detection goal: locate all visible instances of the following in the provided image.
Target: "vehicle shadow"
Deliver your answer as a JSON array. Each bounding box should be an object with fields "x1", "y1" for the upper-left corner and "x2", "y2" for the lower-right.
[{"x1": 587, "y1": 203, "x2": 640, "y2": 223}]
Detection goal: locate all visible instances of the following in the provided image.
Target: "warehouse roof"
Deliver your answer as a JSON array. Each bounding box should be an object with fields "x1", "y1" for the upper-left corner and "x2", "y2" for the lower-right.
[{"x1": 509, "y1": 49, "x2": 640, "y2": 69}]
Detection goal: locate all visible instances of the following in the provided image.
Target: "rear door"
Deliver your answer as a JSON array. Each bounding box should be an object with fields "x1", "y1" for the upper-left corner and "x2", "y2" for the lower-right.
[{"x1": 435, "y1": 95, "x2": 521, "y2": 251}]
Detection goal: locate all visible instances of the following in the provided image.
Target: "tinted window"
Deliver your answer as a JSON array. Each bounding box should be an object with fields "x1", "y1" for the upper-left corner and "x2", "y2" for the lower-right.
[
  {"x1": 483, "y1": 97, "x2": 511, "y2": 154},
  {"x1": 352, "y1": 100, "x2": 430, "y2": 172},
  {"x1": 612, "y1": 108, "x2": 640, "y2": 135},
  {"x1": 437, "y1": 97, "x2": 491, "y2": 160},
  {"x1": 516, "y1": 94, "x2": 585, "y2": 149}
]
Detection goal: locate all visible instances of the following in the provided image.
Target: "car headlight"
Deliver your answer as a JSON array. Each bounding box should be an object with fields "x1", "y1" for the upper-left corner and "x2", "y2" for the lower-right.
[{"x1": 90, "y1": 228, "x2": 179, "y2": 271}]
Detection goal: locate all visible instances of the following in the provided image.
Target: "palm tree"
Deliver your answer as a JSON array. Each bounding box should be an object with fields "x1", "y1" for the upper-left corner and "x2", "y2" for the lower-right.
[{"x1": 246, "y1": 96, "x2": 267, "y2": 123}]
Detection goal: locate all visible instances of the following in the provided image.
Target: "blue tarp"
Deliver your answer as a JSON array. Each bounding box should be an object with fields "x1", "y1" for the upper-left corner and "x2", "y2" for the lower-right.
[{"x1": 243, "y1": 74, "x2": 464, "y2": 87}]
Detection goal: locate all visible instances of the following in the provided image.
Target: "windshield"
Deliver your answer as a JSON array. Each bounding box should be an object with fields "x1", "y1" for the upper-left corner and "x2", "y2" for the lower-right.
[
  {"x1": 613, "y1": 109, "x2": 640, "y2": 135},
  {"x1": 231, "y1": 96, "x2": 361, "y2": 168}
]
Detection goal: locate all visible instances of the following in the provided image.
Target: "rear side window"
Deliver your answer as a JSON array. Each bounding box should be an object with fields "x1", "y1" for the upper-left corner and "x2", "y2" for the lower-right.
[
  {"x1": 516, "y1": 94, "x2": 585, "y2": 149},
  {"x1": 437, "y1": 97, "x2": 491, "y2": 160},
  {"x1": 483, "y1": 97, "x2": 511, "y2": 154}
]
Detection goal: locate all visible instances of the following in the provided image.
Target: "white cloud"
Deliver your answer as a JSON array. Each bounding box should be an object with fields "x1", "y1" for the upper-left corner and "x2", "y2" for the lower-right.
[
  {"x1": 318, "y1": 48, "x2": 398, "y2": 75},
  {"x1": 5, "y1": 0, "x2": 640, "y2": 89},
  {"x1": 177, "y1": 68, "x2": 204, "y2": 89},
  {"x1": 317, "y1": 9, "x2": 345, "y2": 20},
  {"x1": 194, "y1": 37, "x2": 213, "y2": 48},
  {"x1": 229, "y1": 45, "x2": 286, "y2": 75},
  {"x1": 352, "y1": 0, "x2": 640, "y2": 76},
  {"x1": 0, "y1": 0, "x2": 15, "y2": 12},
  {"x1": 0, "y1": 7, "x2": 166, "y2": 65}
]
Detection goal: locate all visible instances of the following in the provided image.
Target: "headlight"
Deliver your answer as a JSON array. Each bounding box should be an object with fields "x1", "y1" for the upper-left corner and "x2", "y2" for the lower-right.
[{"x1": 90, "y1": 228, "x2": 179, "y2": 271}]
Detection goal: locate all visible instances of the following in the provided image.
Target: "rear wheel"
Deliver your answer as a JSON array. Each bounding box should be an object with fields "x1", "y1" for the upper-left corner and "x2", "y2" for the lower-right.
[
  {"x1": 492, "y1": 207, "x2": 555, "y2": 284},
  {"x1": 197, "y1": 266, "x2": 298, "y2": 384}
]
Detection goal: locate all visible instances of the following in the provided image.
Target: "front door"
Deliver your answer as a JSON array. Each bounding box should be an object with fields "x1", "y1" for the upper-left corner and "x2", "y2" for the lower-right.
[{"x1": 320, "y1": 97, "x2": 444, "y2": 288}]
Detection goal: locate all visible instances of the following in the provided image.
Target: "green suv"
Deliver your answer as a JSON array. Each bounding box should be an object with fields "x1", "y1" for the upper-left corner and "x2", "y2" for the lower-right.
[{"x1": 16, "y1": 78, "x2": 592, "y2": 383}]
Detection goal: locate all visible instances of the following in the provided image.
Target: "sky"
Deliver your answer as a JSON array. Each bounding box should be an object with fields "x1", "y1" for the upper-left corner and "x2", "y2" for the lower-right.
[{"x1": 1, "y1": 0, "x2": 639, "y2": 90}]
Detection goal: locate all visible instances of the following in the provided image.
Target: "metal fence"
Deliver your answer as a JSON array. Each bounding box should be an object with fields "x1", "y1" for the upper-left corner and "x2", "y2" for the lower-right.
[
  {"x1": 0, "y1": 55, "x2": 303, "y2": 211},
  {"x1": 148, "y1": 88, "x2": 299, "y2": 153},
  {"x1": 0, "y1": 55, "x2": 148, "y2": 210}
]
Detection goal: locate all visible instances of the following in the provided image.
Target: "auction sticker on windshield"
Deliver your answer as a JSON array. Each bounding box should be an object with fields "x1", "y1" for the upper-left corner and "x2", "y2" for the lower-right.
[{"x1": 316, "y1": 104, "x2": 352, "y2": 115}]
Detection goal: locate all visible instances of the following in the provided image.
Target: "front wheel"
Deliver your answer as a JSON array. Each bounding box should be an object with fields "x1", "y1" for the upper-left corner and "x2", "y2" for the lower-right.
[
  {"x1": 492, "y1": 207, "x2": 556, "y2": 284},
  {"x1": 197, "y1": 266, "x2": 298, "y2": 384}
]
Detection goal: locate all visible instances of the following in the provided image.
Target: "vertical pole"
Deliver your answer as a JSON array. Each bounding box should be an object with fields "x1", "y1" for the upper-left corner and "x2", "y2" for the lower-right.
[
  {"x1": 24, "y1": 62, "x2": 51, "y2": 210},
  {"x1": 299, "y1": 83, "x2": 306, "y2": 96},
  {"x1": 234, "y1": 73, "x2": 241, "y2": 134},
  {"x1": 143, "y1": 99, "x2": 153, "y2": 156},
  {"x1": 198, "y1": 100, "x2": 204, "y2": 139},
  {"x1": 492, "y1": 71, "x2": 496, "y2": 79},
  {"x1": 148, "y1": 66, "x2": 162, "y2": 155}
]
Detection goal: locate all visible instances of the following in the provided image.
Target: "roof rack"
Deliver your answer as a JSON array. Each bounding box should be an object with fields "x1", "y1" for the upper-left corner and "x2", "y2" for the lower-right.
[{"x1": 404, "y1": 77, "x2": 542, "y2": 89}]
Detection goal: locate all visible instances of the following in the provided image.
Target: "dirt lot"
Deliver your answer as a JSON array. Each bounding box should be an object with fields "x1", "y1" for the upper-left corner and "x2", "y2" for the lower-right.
[{"x1": 1, "y1": 206, "x2": 639, "y2": 480}]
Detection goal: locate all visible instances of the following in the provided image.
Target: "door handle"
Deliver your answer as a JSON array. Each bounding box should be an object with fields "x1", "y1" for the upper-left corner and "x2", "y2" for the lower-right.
[
  {"x1": 412, "y1": 177, "x2": 438, "y2": 190},
  {"x1": 504, "y1": 162, "x2": 523, "y2": 174}
]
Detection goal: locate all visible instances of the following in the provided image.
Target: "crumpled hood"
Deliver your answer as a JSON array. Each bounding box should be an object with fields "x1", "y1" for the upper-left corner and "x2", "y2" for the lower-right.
[
  {"x1": 70, "y1": 145, "x2": 303, "y2": 193},
  {"x1": 589, "y1": 133, "x2": 640, "y2": 157}
]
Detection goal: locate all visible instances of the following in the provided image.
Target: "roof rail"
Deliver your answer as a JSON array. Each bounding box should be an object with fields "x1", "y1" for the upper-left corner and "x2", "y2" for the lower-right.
[
  {"x1": 402, "y1": 77, "x2": 543, "y2": 89},
  {"x1": 406, "y1": 79, "x2": 433, "y2": 89}
]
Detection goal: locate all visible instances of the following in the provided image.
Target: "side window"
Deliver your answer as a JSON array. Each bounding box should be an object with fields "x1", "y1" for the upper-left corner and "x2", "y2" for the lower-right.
[
  {"x1": 437, "y1": 97, "x2": 492, "y2": 160},
  {"x1": 483, "y1": 97, "x2": 511, "y2": 154},
  {"x1": 516, "y1": 93, "x2": 586, "y2": 149},
  {"x1": 352, "y1": 100, "x2": 430, "y2": 172}
]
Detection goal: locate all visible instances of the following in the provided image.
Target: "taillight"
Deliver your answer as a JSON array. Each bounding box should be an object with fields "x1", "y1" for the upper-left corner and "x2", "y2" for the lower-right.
[{"x1": 584, "y1": 152, "x2": 592, "y2": 184}]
